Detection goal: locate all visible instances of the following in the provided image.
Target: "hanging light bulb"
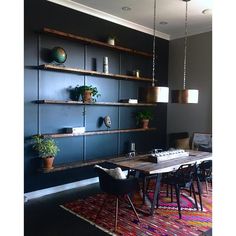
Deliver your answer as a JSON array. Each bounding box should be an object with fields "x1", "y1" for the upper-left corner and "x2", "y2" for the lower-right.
[
  {"x1": 138, "y1": 0, "x2": 169, "y2": 103},
  {"x1": 171, "y1": 0, "x2": 199, "y2": 104}
]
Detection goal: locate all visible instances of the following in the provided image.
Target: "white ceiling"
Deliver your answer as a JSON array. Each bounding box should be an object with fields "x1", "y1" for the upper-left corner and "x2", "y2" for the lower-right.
[{"x1": 48, "y1": 0, "x2": 212, "y2": 40}]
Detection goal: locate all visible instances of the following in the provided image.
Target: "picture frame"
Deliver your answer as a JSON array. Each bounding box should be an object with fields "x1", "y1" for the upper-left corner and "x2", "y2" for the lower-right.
[{"x1": 191, "y1": 132, "x2": 212, "y2": 152}]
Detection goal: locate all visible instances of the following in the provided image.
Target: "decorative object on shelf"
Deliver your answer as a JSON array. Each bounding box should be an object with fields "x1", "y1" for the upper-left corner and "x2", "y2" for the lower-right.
[
  {"x1": 91, "y1": 58, "x2": 97, "y2": 71},
  {"x1": 119, "y1": 99, "x2": 138, "y2": 104},
  {"x1": 133, "y1": 69, "x2": 140, "y2": 78},
  {"x1": 32, "y1": 135, "x2": 60, "y2": 170},
  {"x1": 51, "y1": 46, "x2": 67, "y2": 64},
  {"x1": 136, "y1": 110, "x2": 153, "y2": 129},
  {"x1": 104, "y1": 115, "x2": 112, "y2": 128},
  {"x1": 107, "y1": 35, "x2": 116, "y2": 46},
  {"x1": 130, "y1": 142, "x2": 136, "y2": 152},
  {"x1": 138, "y1": 0, "x2": 169, "y2": 103},
  {"x1": 65, "y1": 127, "x2": 85, "y2": 134},
  {"x1": 69, "y1": 84, "x2": 101, "y2": 102},
  {"x1": 103, "y1": 56, "x2": 109, "y2": 74},
  {"x1": 171, "y1": 0, "x2": 199, "y2": 104}
]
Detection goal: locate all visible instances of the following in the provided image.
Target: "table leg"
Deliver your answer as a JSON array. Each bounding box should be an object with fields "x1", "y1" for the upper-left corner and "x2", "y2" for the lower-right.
[{"x1": 150, "y1": 173, "x2": 162, "y2": 215}]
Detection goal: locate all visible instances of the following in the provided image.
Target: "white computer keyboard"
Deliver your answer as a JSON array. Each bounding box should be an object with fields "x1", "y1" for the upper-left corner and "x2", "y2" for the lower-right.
[{"x1": 150, "y1": 149, "x2": 189, "y2": 162}]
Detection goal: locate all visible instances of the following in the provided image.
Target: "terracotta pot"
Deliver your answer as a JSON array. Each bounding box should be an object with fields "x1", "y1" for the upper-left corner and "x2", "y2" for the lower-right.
[
  {"x1": 142, "y1": 119, "x2": 149, "y2": 129},
  {"x1": 42, "y1": 156, "x2": 54, "y2": 169},
  {"x1": 82, "y1": 90, "x2": 92, "y2": 102}
]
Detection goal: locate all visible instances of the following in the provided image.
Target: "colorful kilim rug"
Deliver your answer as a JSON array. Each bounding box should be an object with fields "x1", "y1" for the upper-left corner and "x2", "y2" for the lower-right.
[{"x1": 61, "y1": 183, "x2": 212, "y2": 236}]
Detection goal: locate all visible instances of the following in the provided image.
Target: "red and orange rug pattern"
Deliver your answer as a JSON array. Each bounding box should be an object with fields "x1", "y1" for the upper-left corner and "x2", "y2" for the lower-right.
[{"x1": 61, "y1": 184, "x2": 212, "y2": 236}]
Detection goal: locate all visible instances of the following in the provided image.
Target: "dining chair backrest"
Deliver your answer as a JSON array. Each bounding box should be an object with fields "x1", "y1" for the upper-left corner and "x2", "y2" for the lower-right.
[
  {"x1": 94, "y1": 166, "x2": 139, "y2": 196},
  {"x1": 175, "y1": 162, "x2": 197, "y2": 182}
]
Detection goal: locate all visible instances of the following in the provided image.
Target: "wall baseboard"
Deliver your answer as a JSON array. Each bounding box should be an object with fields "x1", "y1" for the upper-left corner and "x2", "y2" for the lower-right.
[
  {"x1": 24, "y1": 170, "x2": 128, "y2": 202},
  {"x1": 24, "y1": 177, "x2": 99, "y2": 202}
]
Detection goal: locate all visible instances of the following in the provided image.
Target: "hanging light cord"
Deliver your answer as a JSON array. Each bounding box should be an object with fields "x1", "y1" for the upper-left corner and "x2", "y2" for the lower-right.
[
  {"x1": 152, "y1": 0, "x2": 157, "y2": 87},
  {"x1": 183, "y1": 0, "x2": 189, "y2": 90}
]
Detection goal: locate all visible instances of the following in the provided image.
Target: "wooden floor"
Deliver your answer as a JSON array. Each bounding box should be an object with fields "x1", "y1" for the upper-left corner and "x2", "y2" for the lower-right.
[{"x1": 24, "y1": 182, "x2": 212, "y2": 236}]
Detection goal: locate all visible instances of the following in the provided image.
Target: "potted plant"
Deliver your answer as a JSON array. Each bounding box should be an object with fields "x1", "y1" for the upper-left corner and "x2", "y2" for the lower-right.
[
  {"x1": 69, "y1": 84, "x2": 101, "y2": 102},
  {"x1": 32, "y1": 135, "x2": 60, "y2": 170},
  {"x1": 136, "y1": 110, "x2": 153, "y2": 129}
]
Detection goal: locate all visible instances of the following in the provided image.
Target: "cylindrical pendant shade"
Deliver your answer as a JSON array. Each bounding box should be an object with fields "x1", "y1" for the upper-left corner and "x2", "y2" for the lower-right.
[
  {"x1": 139, "y1": 86, "x2": 169, "y2": 103},
  {"x1": 171, "y1": 89, "x2": 199, "y2": 103}
]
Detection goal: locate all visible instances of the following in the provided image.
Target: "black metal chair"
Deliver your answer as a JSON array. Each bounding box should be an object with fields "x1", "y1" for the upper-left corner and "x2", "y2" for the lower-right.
[
  {"x1": 160, "y1": 162, "x2": 198, "y2": 219},
  {"x1": 197, "y1": 160, "x2": 212, "y2": 194},
  {"x1": 94, "y1": 166, "x2": 140, "y2": 232}
]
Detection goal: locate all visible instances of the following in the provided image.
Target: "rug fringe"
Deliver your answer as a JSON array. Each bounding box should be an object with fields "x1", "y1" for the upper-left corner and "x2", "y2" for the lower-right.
[{"x1": 60, "y1": 205, "x2": 117, "y2": 236}]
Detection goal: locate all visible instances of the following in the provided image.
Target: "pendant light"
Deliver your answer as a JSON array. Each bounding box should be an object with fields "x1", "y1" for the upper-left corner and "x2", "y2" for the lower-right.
[
  {"x1": 171, "y1": 0, "x2": 199, "y2": 104},
  {"x1": 138, "y1": 0, "x2": 169, "y2": 103}
]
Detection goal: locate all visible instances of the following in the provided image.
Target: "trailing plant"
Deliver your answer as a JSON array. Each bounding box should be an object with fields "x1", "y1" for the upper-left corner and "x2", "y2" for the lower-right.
[
  {"x1": 69, "y1": 84, "x2": 101, "y2": 101},
  {"x1": 136, "y1": 110, "x2": 153, "y2": 125},
  {"x1": 32, "y1": 135, "x2": 60, "y2": 158}
]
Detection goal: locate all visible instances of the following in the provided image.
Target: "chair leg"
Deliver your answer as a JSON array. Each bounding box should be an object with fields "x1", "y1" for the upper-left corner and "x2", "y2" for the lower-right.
[
  {"x1": 205, "y1": 180, "x2": 209, "y2": 194},
  {"x1": 174, "y1": 185, "x2": 181, "y2": 219},
  {"x1": 126, "y1": 195, "x2": 140, "y2": 222},
  {"x1": 95, "y1": 194, "x2": 108, "y2": 222},
  {"x1": 191, "y1": 183, "x2": 199, "y2": 211},
  {"x1": 142, "y1": 176, "x2": 146, "y2": 205},
  {"x1": 166, "y1": 184, "x2": 169, "y2": 197},
  {"x1": 196, "y1": 177, "x2": 203, "y2": 211},
  {"x1": 115, "y1": 197, "x2": 119, "y2": 232},
  {"x1": 171, "y1": 185, "x2": 173, "y2": 202}
]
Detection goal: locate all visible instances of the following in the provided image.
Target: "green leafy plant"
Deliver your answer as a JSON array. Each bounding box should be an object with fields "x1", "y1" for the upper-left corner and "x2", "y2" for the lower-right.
[
  {"x1": 32, "y1": 135, "x2": 60, "y2": 158},
  {"x1": 136, "y1": 110, "x2": 153, "y2": 125},
  {"x1": 69, "y1": 84, "x2": 101, "y2": 101}
]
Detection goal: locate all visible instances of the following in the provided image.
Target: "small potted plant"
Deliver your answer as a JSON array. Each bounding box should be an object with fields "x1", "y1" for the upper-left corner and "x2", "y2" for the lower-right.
[
  {"x1": 32, "y1": 135, "x2": 60, "y2": 170},
  {"x1": 136, "y1": 110, "x2": 153, "y2": 129},
  {"x1": 69, "y1": 84, "x2": 101, "y2": 102}
]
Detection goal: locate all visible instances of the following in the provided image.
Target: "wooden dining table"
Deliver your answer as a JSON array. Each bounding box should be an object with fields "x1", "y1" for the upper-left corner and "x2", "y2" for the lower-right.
[{"x1": 108, "y1": 150, "x2": 212, "y2": 215}]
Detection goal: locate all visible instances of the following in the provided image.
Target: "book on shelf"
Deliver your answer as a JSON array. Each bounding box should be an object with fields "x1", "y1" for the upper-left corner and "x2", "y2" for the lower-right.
[
  {"x1": 119, "y1": 99, "x2": 138, "y2": 104},
  {"x1": 65, "y1": 127, "x2": 85, "y2": 134}
]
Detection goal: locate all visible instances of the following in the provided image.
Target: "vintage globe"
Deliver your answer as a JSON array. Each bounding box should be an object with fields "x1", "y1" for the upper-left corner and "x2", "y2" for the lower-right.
[{"x1": 51, "y1": 47, "x2": 67, "y2": 64}]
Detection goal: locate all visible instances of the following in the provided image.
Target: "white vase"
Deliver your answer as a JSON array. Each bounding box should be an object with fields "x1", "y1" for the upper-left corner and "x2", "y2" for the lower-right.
[{"x1": 107, "y1": 37, "x2": 115, "y2": 46}]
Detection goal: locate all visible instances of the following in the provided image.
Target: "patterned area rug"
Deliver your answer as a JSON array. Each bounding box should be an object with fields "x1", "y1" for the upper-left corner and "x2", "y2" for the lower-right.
[{"x1": 61, "y1": 184, "x2": 212, "y2": 236}]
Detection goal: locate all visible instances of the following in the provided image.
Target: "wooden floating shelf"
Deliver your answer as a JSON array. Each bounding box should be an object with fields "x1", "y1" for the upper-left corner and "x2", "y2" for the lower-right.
[
  {"x1": 39, "y1": 64, "x2": 154, "y2": 82},
  {"x1": 39, "y1": 154, "x2": 148, "y2": 173},
  {"x1": 40, "y1": 159, "x2": 105, "y2": 173},
  {"x1": 43, "y1": 27, "x2": 152, "y2": 58},
  {"x1": 41, "y1": 128, "x2": 156, "y2": 139},
  {"x1": 37, "y1": 99, "x2": 157, "y2": 107}
]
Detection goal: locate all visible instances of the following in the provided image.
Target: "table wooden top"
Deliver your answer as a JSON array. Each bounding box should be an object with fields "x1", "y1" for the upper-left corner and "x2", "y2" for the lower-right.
[{"x1": 108, "y1": 150, "x2": 212, "y2": 175}]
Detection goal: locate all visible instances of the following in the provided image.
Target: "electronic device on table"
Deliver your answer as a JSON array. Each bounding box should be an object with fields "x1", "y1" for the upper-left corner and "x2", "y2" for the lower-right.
[{"x1": 148, "y1": 149, "x2": 189, "y2": 163}]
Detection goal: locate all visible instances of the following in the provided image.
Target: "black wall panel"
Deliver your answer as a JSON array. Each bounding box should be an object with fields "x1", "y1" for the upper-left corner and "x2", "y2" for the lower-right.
[{"x1": 24, "y1": 0, "x2": 169, "y2": 192}]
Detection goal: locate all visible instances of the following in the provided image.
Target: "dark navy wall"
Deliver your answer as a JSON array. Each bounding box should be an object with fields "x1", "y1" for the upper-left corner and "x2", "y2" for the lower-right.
[{"x1": 24, "y1": 0, "x2": 169, "y2": 192}]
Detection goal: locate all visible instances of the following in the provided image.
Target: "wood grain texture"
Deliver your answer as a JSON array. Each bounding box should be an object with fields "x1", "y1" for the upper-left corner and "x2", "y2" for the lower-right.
[
  {"x1": 39, "y1": 64, "x2": 154, "y2": 82},
  {"x1": 41, "y1": 128, "x2": 156, "y2": 138},
  {"x1": 109, "y1": 150, "x2": 212, "y2": 174},
  {"x1": 43, "y1": 27, "x2": 152, "y2": 57},
  {"x1": 37, "y1": 100, "x2": 157, "y2": 107}
]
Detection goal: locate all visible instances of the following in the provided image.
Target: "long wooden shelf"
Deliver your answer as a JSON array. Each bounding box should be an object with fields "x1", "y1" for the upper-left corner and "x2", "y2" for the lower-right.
[
  {"x1": 43, "y1": 27, "x2": 152, "y2": 58},
  {"x1": 37, "y1": 99, "x2": 157, "y2": 107},
  {"x1": 38, "y1": 64, "x2": 154, "y2": 82},
  {"x1": 40, "y1": 159, "x2": 106, "y2": 173},
  {"x1": 41, "y1": 128, "x2": 156, "y2": 139},
  {"x1": 39, "y1": 154, "x2": 148, "y2": 173}
]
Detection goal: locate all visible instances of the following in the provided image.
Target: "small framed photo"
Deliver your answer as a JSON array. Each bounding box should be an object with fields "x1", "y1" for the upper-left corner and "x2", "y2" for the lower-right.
[{"x1": 192, "y1": 132, "x2": 212, "y2": 152}]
